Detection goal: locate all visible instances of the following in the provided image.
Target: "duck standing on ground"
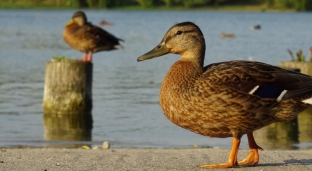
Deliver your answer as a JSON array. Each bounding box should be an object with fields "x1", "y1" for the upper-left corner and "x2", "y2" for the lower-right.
[
  {"x1": 137, "y1": 21, "x2": 312, "y2": 168},
  {"x1": 63, "y1": 11, "x2": 123, "y2": 62}
]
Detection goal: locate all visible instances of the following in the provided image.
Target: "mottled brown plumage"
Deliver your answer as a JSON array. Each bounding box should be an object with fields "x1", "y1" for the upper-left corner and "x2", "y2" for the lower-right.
[
  {"x1": 137, "y1": 22, "x2": 312, "y2": 168},
  {"x1": 63, "y1": 11, "x2": 123, "y2": 62}
]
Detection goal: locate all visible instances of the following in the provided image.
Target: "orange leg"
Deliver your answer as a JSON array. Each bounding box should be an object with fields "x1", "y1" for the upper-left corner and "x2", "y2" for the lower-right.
[
  {"x1": 238, "y1": 132, "x2": 263, "y2": 167},
  {"x1": 87, "y1": 52, "x2": 93, "y2": 62},
  {"x1": 201, "y1": 135, "x2": 241, "y2": 168},
  {"x1": 83, "y1": 53, "x2": 88, "y2": 62}
]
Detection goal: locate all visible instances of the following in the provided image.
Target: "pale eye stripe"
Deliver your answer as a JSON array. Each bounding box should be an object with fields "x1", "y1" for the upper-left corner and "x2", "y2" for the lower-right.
[
  {"x1": 277, "y1": 90, "x2": 287, "y2": 102},
  {"x1": 249, "y1": 85, "x2": 259, "y2": 94}
]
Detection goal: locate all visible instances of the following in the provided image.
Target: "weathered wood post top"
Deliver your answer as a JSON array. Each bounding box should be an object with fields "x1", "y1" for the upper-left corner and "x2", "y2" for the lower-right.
[
  {"x1": 43, "y1": 59, "x2": 93, "y2": 114},
  {"x1": 280, "y1": 61, "x2": 312, "y2": 75}
]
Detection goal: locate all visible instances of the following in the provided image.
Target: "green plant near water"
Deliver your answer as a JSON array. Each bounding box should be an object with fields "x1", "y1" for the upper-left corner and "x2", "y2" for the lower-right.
[{"x1": 52, "y1": 56, "x2": 76, "y2": 62}]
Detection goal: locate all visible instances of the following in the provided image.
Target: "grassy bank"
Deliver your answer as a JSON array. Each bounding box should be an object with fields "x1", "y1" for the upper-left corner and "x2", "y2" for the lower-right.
[
  {"x1": 0, "y1": 1, "x2": 296, "y2": 12},
  {"x1": 0, "y1": 0, "x2": 76, "y2": 9}
]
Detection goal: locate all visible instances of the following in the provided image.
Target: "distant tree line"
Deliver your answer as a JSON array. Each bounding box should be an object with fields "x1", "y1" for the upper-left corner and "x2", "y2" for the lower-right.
[
  {"x1": 78, "y1": 0, "x2": 312, "y2": 11},
  {"x1": 3, "y1": 0, "x2": 312, "y2": 11}
]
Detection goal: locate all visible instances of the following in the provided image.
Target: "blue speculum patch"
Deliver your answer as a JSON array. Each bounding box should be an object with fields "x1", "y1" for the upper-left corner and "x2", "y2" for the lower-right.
[{"x1": 253, "y1": 85, "x2": 284, "y2": 99}]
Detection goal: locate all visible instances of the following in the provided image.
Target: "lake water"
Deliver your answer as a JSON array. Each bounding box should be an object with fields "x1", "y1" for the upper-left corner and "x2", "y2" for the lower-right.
[{"x1": 0, "y1": 9, "x2": 312, "y2": 149}]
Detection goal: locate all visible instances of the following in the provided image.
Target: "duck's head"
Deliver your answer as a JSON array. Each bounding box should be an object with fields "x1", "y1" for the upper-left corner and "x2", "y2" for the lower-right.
[
  {"x1": 65, "y1": 11, "x2": 87, "y2": 27},
  {"x1": 137, "y1": 22, "x2": 206, "y2": 62}
]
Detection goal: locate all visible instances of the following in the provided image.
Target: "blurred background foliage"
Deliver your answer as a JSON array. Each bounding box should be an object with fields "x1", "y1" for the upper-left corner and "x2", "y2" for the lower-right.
[{"x1": 1, "y1": 0, "x2": 312, "y2": 11}]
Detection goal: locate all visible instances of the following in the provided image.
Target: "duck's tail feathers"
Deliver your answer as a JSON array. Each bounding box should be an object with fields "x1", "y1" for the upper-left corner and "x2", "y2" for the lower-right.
[
  {"x1": 302, "y1": 98, "x2": 312, "y2": 105},
  {"x1": 285, "y1": 87, "x2": 312, "y2": 105},
  {"x1": 114, "y1": 44, "x2": 124, "y2": 49}
]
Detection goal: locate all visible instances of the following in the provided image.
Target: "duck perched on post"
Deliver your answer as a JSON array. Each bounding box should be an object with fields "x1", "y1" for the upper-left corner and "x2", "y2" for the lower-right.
[
  {"x1": 137, "y1": 21, "x2": 312, "y2": 168},
  {"x1": 63, "y1": 11, "x2": 123, "y2": 62}
]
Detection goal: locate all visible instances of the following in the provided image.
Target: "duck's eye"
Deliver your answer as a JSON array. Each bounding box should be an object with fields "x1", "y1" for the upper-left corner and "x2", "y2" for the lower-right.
[{"x1": 176, "y1": 31, "x2": 182, "y2": 35}]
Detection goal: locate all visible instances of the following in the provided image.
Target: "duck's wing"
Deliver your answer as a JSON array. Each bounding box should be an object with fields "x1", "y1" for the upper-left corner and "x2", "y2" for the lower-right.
[
  {"x1": 202, "y1": 60, "x2": 312, "y2": 101},
  {"x1": 77, "y1": 22, "x2": 123, "y2": 51}
]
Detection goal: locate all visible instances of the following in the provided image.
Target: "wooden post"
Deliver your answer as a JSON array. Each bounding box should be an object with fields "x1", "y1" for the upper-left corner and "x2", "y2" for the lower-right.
[
  {"x1": 298, "y1": 108, "x2": 312, "y2": 143},
  {"x1": 43, "y1": 61, "x2": 92, "y2": 114},
  {"x1": 253, "y1": 118, "x2": 299, "y2": 149},
  {"x1": 280, "y1": 61, "x2": 312, "y2": 75}
]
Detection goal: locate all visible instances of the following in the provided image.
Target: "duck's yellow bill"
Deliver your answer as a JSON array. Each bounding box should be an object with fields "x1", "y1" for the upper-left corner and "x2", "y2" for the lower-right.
[
  {"x1": 65, "y1": 19, "x2": 74, "y2": 27},
  {"x1": 137, "y1": 42, "x2": 169, "y2": 62}
]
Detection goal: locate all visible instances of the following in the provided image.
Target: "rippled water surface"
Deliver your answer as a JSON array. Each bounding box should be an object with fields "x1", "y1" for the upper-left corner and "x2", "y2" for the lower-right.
[{"x1": 0, "y1": 9, "x2": 312, "y2": 149}]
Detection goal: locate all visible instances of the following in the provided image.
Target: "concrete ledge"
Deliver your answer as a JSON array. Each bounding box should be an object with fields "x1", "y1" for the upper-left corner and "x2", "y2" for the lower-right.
[{"x1": 1, "y1": 148, "x2": 312, "y2": 170}]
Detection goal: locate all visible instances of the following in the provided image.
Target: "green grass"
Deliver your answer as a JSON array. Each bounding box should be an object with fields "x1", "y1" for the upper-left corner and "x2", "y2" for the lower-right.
[
  {"x1": 0, "y1": 2, "x2": 33, "y2": 8},
  {"x1": 52, "y1": 56, "x2": 77, "y2": 62},
  {"x1": 0, "y1": 1, "x2": 76, "y2": 9},
  {"x1": 0, "y1": 1, "x2": 296, "y2": 12}
]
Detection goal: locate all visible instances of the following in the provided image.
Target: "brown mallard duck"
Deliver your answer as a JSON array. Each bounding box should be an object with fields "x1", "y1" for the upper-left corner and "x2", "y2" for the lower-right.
[
  {"x1": 63, "y1": 11, "x2": 123, "y2": 62},
  {"x1": 251, "y1": 24, "x2": 261, "y2": 30},
  {"x1": 99, "y1": 20, "x2": 114, "y2": 26},
  {"x1": 137, "y1": 22, "x2": 312, "y2": 168}
]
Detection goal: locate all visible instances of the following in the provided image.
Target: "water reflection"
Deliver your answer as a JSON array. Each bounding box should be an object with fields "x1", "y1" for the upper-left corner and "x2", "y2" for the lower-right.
[
  {"x1": 43, "y1": 113, "x2": 93, "y2": 143},
  {"x1": 254, "y1": 108, "x2": 312, "y2": 149}
]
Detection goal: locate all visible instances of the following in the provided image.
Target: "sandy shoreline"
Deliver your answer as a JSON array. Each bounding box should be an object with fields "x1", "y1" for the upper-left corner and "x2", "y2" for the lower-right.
[{"x1": 1, "y1": 148, "x2": 312, "y2": 171}]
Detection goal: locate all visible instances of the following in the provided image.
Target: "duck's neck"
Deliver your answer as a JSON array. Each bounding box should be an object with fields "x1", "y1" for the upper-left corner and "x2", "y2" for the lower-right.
[
  {"x1": 161, "y1": 53, "x2": 205, "y2": 94},
  {"x1": 180, "y1": 46, "x2": 205, "y2": 69},
  {"x1": 161, "y1": 43, "x2": 206, "y2": 93}
]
